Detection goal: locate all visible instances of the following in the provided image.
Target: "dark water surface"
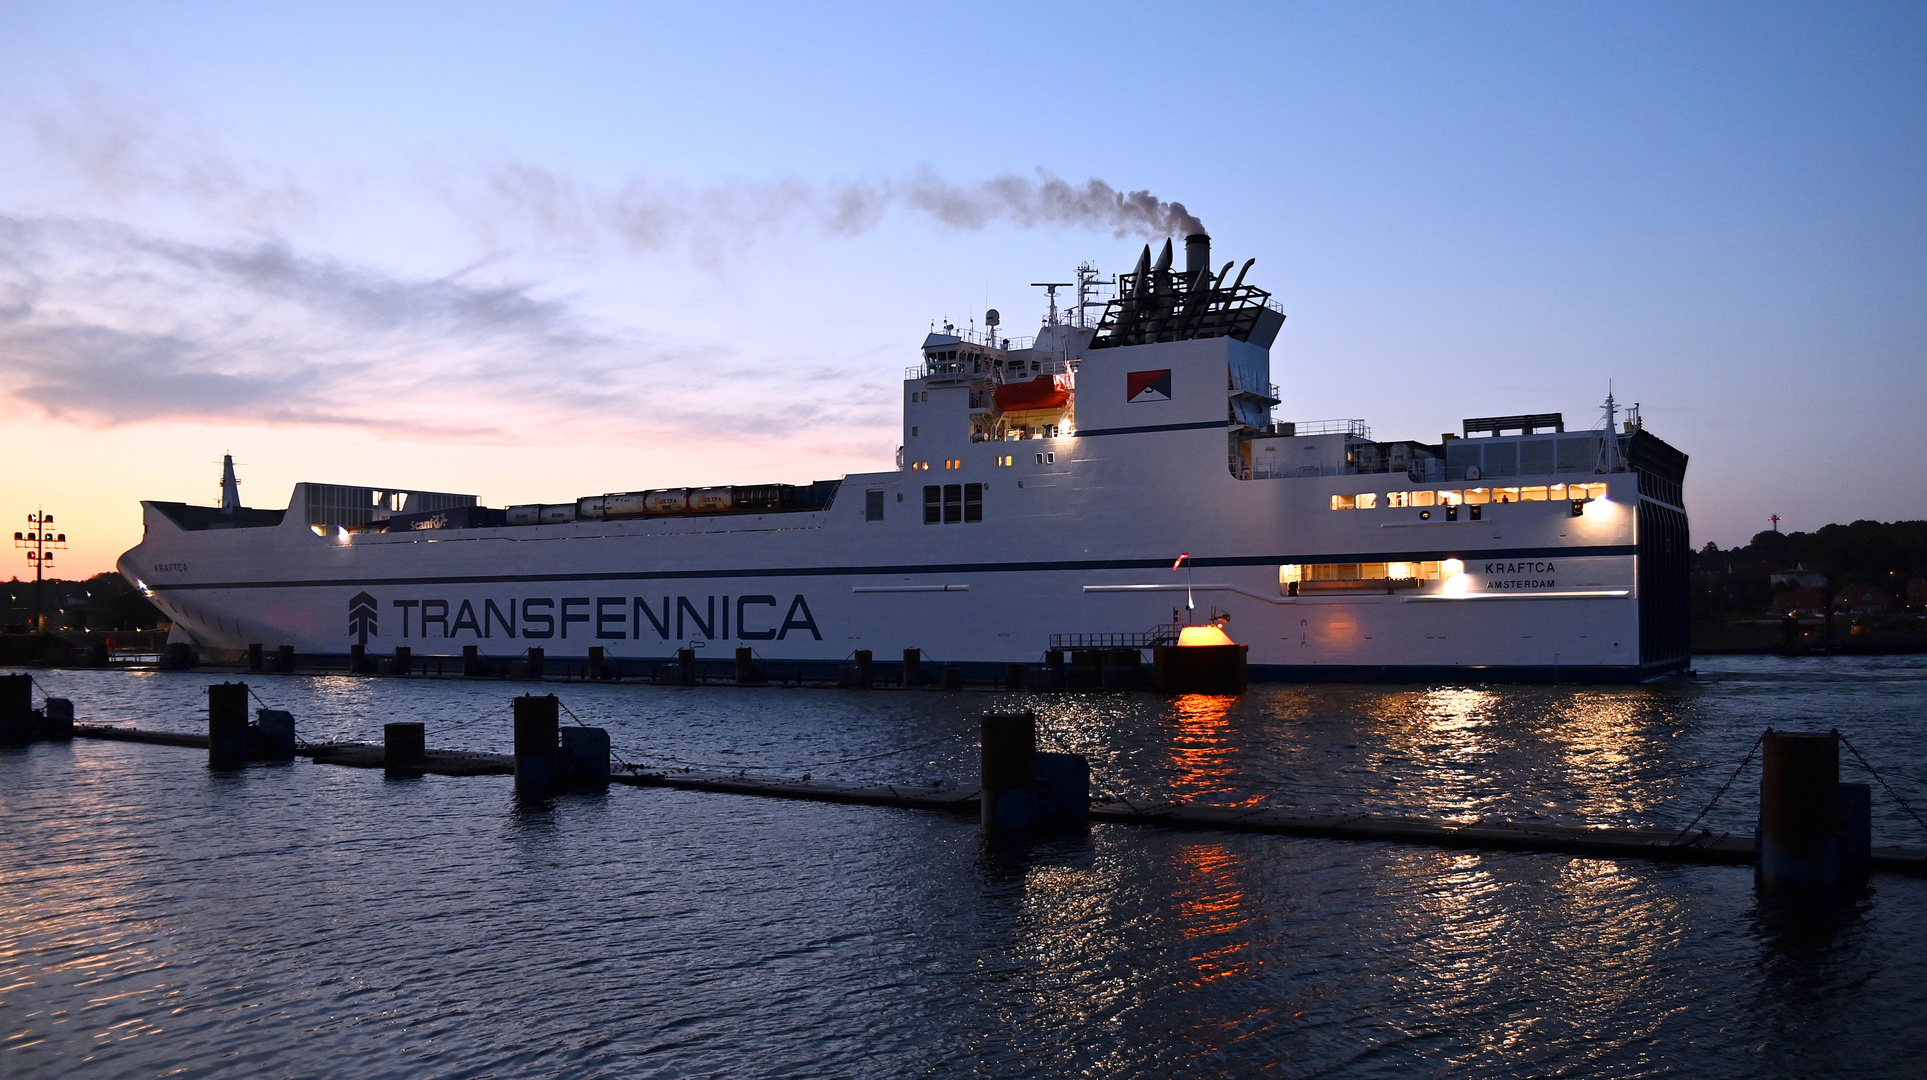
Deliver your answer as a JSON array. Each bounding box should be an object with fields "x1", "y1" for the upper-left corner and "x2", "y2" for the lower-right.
[{"x1": 4, "y1": 656, "x2": 1925, "y2": 1078}]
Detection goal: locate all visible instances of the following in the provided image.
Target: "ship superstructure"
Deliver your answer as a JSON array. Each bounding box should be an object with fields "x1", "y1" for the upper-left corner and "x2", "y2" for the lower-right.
[{"x1": 118, "y1": 233, "x2": 1691, "y2": 682}]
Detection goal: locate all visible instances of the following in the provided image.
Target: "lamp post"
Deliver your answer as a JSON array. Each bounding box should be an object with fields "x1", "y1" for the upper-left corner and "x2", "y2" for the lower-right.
[{"x1": 14, "y1": 510, "x2": 66, "y2": 633}]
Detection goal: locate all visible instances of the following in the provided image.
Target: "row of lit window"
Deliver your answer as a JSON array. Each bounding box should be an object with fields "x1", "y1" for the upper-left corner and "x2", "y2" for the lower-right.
[
  {"x1": 915, "y1": 453, "x2": 1055, "y2": 471},
  {"x1": 1278, "y1": 559, "x2": 1467, "y2": 595},
  {"x1": 1332, "y1": 482, "x2": 1607, "y2": 511},
  {"x1": 1280, "y1": 560, "x2": 1462, "y2": 583}
]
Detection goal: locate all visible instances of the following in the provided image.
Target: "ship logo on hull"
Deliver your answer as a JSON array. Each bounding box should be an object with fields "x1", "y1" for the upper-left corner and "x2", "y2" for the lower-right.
[
  {"x1": 1127, "y1": 369, "x2": 1171, "y2": 403},
  {"x1": 367, "y1": 592, "x2": 823, "y2": 644},
  {"x1": 348, "y1": 591, "x2": 378, "y2": 645}
]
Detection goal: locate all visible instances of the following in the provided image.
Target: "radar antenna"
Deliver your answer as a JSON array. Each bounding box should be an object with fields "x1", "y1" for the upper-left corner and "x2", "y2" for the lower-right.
[{"x1": 1030, "y1": 282, "x2": 1071, "y2": 327}]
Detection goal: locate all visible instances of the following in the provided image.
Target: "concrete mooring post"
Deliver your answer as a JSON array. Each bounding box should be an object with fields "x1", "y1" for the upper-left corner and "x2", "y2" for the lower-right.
[
  {"x1": 0, "y1": 673, "x2": 34, "y2": 744},
  {"x1": 254, "y1": 709, "x2": 296, "y2": 761},
  {"x1": 513, "y1": 694, "x2": 561, "y2": 796},
  {"x1": 248, "y1": 643, "x2": 264, "y2": 672},
  {"x1": 350, "y1": 643, "x2": 367, "y2": 674},
  {"x1": 942, "y1": 665, "x2": 963, "y2": 691},
  {"x1": 980, "y1": 711, "x2": 1091, "y2": 832},
  {"x1": 1152, "y1": 643, "x2": 1249, "y2": 694},
  {"x1": 854, "y1": 650, "x2": 874, "y2": 688},
  {"x1": 208, "y1": 683, "x2": 251, "y2": 767},
  {"x1": 277, "y1": 644, "x2": 296, "y2": 673},
  {"x1": 462, "y1": 644, "x2": 480, "y2": 677},
  {"x1": 677, "y1": 648, "x2": 696, "y2": 684},
  {"x1": 40, "y1": 698, "x2": 74, "y2": 740},
  {"x1": 393, "y1": 646, "x2": 412, "y2": 677},
  {"x1": 526, "y1": 647, "x2": 546, "y2": 680},
  {"x1": 903, "y1": 648, "x2": 922, "y2": 686},
  {"x1": 560, "y1": 727, "x2": 611, "y2": 789},
  {"x1": 1758, "y1": 729, "x2": 1871, "y2": 893},
  {"x1": 385, "y1": 721, "x2": 427, "y2": 774},
  {"x1": 981, "y1": 712, "x2": 1037, "y2": 831},
  {"x1": 735, "y1": 647, "x2": 755, "y2": 684}
]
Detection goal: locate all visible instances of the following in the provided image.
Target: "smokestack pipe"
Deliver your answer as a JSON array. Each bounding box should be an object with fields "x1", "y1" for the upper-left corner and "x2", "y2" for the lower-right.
[{"x1": 1185, "y1": 233, "x2": 1211, "y2": 279}]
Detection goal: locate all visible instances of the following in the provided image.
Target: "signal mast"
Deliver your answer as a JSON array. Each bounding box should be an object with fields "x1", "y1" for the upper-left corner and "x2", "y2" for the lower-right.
[{"x1": 14, "y1": 509, "x2": 66, "y2": 633}]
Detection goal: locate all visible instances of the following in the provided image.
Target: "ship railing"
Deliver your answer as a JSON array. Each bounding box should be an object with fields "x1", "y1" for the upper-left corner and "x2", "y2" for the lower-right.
[
  {"x1": 937, "y1": 327, "x2": 1031, "y2": 350},
  {"x1": 1265, "y1": 418, "x2": 1371, "y2": 439},
  {"x1": 1246, "y1": 464, "x2": 1436, "y2": 481},
  {"x1": 905, "y1": 353, "x2": 1076, "y2": 383},
  {"x1": 1048, "y1": 626, "x2": 1180, "y2": 650}
]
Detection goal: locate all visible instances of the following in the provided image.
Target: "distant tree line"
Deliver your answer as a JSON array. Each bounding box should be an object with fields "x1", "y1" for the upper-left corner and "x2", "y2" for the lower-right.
[
  {"x1": 1, "y1": 573, "x2": 167, "y2": 633},
  {"x1": 1694, "y1": 520, "x2": 1927, "y2": 617}
]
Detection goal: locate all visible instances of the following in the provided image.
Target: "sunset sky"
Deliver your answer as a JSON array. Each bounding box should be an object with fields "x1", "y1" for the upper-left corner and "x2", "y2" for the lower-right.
[{"x1": 3, "y1": 2, "x2": 1923, "y2": 577}]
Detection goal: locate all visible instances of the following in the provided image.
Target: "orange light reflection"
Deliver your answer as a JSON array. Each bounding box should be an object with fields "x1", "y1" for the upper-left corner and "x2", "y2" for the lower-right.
[{"x1": 1171, "y1": 842, "x2": 1254, "y2": 985}]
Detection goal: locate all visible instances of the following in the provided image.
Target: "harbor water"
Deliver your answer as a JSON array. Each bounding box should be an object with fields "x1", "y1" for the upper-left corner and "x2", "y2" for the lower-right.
[{"x1": 4, "y1": 656, "x2": 1926, "y2": 1077}]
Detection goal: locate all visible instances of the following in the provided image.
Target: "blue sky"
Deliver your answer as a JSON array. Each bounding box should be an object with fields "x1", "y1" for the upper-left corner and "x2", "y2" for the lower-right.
[{"x1": 1, "y1": 1, "x2": 1923, "y2": 574}]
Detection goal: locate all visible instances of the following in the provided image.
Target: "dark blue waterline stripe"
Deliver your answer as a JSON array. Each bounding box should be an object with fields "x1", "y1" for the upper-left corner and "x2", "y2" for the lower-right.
[
  {"x1": 1074, "y1": 420, "x2": 1230, "y2": 437},
  {"x1": 152, "y1": 544, "x2": 1638, "y2": 592},
  {"x1": 254, "y1": 651, "x2": 1663, "y2": 686}
]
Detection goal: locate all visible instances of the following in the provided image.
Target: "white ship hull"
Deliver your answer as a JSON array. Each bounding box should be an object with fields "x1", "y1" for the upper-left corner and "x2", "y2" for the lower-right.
[{"x1": 119, "y1": 236, "x2": 1690, "y2": 683}]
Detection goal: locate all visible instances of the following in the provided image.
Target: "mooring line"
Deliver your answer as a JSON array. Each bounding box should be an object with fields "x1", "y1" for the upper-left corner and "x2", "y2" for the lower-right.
[
  {"x1": 614, "y1": 731, "x2": 969, "y2": 775},
  {"x1": 1668, "y1": 733, "x2": 1764, "y2": 846},
  {"x1": 1840, "y1": 732, "x2": 1927, "y2": 842}
]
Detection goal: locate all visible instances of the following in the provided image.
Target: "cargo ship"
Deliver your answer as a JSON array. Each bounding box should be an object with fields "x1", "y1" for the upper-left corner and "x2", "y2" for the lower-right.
[{"x1": 118, "y1": 232, "x2": 1691, "y2": 682}]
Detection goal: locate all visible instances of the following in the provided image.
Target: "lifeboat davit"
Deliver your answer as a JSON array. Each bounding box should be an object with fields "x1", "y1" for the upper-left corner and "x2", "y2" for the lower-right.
[{"x1": 994, "y1": 376, "x2": 1071, "y2": 412}]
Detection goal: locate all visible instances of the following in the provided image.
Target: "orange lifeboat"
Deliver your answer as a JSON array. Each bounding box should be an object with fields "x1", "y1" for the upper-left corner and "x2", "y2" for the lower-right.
[{"x1": 994, "y1": 376, "x2": 1071, "y2": 413}]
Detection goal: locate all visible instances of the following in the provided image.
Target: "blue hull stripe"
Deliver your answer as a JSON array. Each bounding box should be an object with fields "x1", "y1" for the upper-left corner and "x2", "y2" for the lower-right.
[
  {"x1": 246, "y1": 652, "x2": 1673, "y2": 686},
  {"x1": 1075, "y1": 420, "x2": 1229, "y2": 437},
  {"x1": 154, "y1": 544, "x2": 1640, "y2": 592}
]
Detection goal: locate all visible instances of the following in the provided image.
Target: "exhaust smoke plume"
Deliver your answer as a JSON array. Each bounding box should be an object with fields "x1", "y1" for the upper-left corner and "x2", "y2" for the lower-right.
[{"x1": 471, "y1": 165, "x2": 1206, "y2": 258}]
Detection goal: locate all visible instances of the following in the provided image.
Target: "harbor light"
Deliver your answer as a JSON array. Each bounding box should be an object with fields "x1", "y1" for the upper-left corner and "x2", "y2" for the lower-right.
[
  {"x1": 1177, "y1": 624, "x2": 1235, "y2": 647},
  {"x1": 1582, "y1": 496, "x2": 1615, "y2": 521}
]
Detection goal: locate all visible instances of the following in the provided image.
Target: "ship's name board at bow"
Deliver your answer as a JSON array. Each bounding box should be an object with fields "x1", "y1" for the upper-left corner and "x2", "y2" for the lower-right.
[
  {"x1": 1481, "y1": 561, "x2": 1555, "y2": 590},
  {"x1": 373, "y1": 594, "x2": 822, "y2": 641}
]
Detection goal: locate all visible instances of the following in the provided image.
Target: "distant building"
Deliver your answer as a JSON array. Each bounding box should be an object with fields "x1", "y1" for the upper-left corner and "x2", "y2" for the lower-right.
[
  {"x1": 1769, "y1": 568, "x2": 1828, "y2": 590},
  {"x1": 1774, "y1": 587, "x2": 1827, "y2": 616},
  {"x1": 1833, "y1": 585, "x2": 1892, "y2": 614},
  {"x1": 1909, "y1": 577, "x2": 1927, "y2": 611}
]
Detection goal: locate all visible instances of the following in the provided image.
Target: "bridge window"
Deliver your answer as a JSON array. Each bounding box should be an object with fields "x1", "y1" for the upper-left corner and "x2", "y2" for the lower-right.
[
  {"x1": 865, "y1": 490, "x2": 884, "y2": 521},
  {"x1": 924, "y1": 483, "x2": 984, "y2": 523}
]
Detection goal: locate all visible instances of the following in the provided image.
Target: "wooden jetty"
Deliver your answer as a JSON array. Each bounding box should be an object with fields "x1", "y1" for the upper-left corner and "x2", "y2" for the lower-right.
[
  {"x1": 61, "y1": 724, "x2": 1927, "y2": 876},
  {"x1": 306, "y1": 742, "x2": 512, "y2": 776},
  {"x1": 612, "y1": 767, "x2": 981, "y2": 812}
]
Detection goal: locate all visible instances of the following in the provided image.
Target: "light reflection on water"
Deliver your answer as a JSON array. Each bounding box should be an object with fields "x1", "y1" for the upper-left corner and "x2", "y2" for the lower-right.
[{"x1": 2, "y1": 655, "x2": 1924, "y2": 1077}]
